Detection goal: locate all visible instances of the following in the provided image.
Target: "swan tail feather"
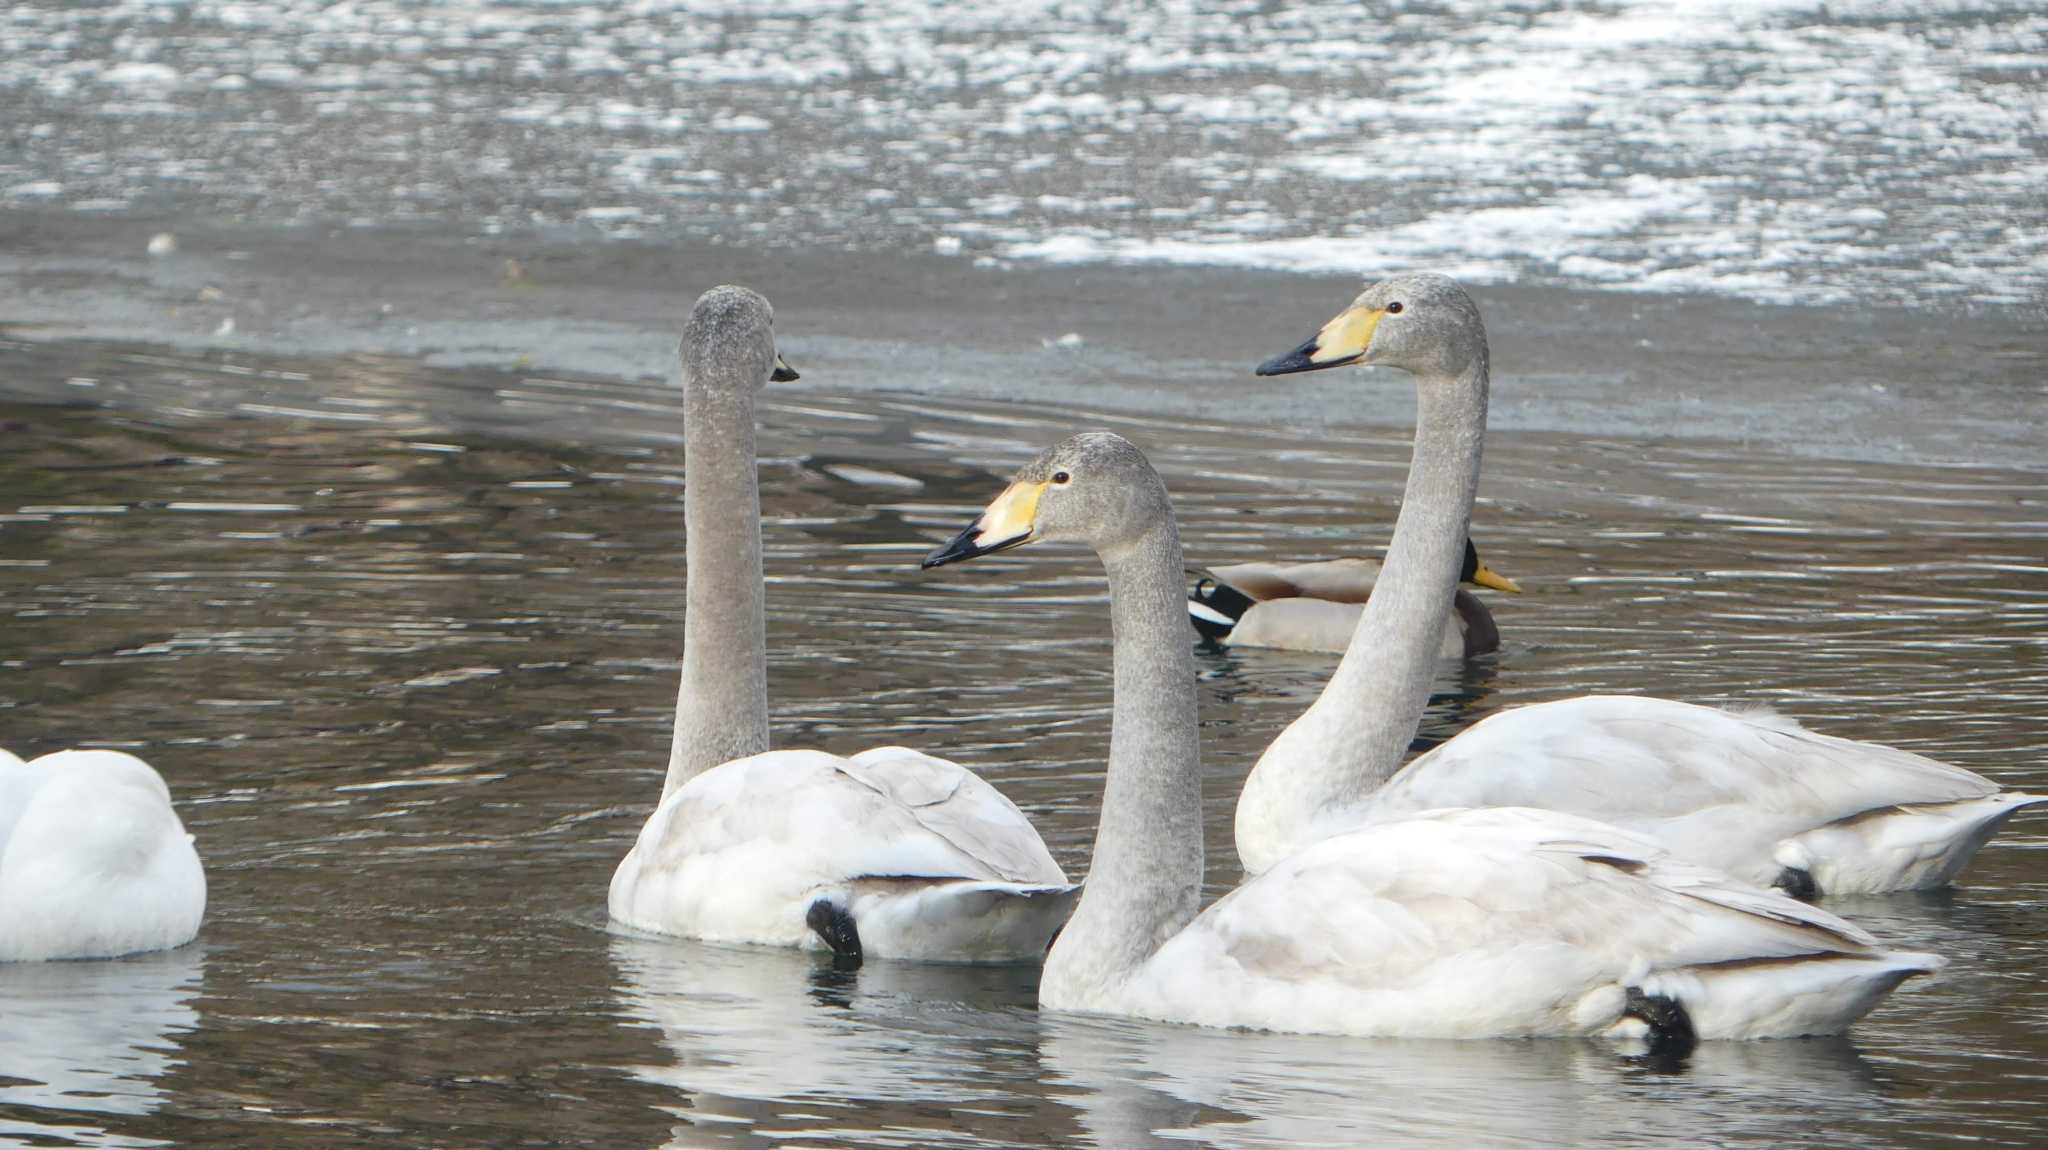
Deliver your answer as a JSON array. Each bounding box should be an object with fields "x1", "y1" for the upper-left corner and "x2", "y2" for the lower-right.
[
  {"x1": 1638, "y1": 950, "x2": 1942, "y2": 1040},
  {"x1": 1776, "y1": 791, "x2": 2048, "y2": 895},
  {"x1": 846, "y1": 879, "x2": 1080, "y2": 964}
]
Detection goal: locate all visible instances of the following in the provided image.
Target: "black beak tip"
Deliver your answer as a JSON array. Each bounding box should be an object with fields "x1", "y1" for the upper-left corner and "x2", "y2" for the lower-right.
[
  {"x1": 922, "y1": 525, "x2": 980, "y2": 569},
  {"x1": 770, "y1": 364, "x2": 801, "y2": 383},
  {"x1": 1254, "y1": 337, "x2": 1325, "y2": 377}
]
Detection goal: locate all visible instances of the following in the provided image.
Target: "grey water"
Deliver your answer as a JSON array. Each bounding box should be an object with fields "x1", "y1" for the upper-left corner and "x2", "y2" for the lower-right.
[
  {"x1": 1, "y1": 338, "x2": 2044, "y2": 1148},
  {"x1": 2, "y1": 0, "x2": 2043, "y2": 309}
]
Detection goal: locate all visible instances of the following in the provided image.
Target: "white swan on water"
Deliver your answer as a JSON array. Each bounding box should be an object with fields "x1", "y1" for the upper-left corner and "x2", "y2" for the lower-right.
[
  {"x1": 606, "y1": 286, "x2": 1076, "y2": 964},
  {"x1": 0, "y1": 747, "x2": 205, "y2": 961},
  {"x1": 1235, "y1": 274, "x2": 2044, "y2": 893},
  {"x1": 924, "y1": 416, "x2": 1936, "y2": 1039}
]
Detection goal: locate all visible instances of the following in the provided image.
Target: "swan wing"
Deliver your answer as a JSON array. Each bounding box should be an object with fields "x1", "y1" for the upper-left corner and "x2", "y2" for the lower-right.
[
  {"x1": 1115, "y1": 808, "x2": 1927, "y2": 1039},
  {"x1": 0, "y1": 748, "x2": 41, "y2": 861},
  {"x1": 610, "y1": 749, "x2": 1072, "y2": 959},
  {"x1": 0, "y1": 751, "x2": 206, "y2": 961},
  {"x1": 1369, "y1": 695, "x2": 2004, "y2": 887},
  {"x1": 844, "y1": 746, "x2": 1067, "y2": 885}
]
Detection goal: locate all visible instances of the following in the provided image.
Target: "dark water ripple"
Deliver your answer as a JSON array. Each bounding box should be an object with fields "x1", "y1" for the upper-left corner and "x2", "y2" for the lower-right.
[{"x1": 0, "y1": 339, "x2": 2044, "y2": 1147}]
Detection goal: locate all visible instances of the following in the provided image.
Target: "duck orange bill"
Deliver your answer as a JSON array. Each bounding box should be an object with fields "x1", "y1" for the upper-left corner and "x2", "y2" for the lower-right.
[
  {"x1": 770, "y1": 353, "x2": 800, "y2": 382},
  {"x1": 1255, "y1": 306, "x2": 1384, "y2": 376},
  {"x1": 1471, "y1": 559, "x2": 1522, "y2": 594}
]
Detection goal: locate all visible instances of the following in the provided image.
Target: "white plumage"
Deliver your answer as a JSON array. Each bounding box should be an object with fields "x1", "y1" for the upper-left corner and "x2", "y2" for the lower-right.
[
  {"x1": 1091, "y1": 807, "x2": 1939, "y2": 1040},
  {"x1": 1322, "y1": 696, "x2": 2045, "y2": 895},
  {"x1": 610, "y1": 748, "x2": 1075, "y2": 962},
  {"x1": 0, "y1": 748, "x2": 207, "y2": 962},
  {"x1": 1234, "y1": 276, "x2": 2041, "y2": 894},
  {"x1": 608, "y1": 286, "x2": 1074, "y2": 962},
  {"x1": 929, "y1": 419, "x2": 1936, "y2": 1041}
]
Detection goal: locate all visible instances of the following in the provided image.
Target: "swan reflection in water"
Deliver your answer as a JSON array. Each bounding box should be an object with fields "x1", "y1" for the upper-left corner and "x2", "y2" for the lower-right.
[
  {"x1": 611, "y1": 930, "x2": 1908, "y2": 1149},
  {"x1": 609, "y1": 931, "x2": 1059, "y2": 1147},
  {"x1": 0, "y1": 947, "x2": 204, "y2": 1148},
  {"x1": 1041, "y1": 1014, "x2": 1897, "y2": 1148}
]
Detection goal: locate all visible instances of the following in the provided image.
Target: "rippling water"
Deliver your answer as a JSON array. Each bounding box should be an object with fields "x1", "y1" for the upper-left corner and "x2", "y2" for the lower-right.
[
  {"x1": 1, "y1": 339, "x2": 2045, "y2": 1147},
  {"x1": 2, "y1": 0, "x2": 2042, "y2": 307}
]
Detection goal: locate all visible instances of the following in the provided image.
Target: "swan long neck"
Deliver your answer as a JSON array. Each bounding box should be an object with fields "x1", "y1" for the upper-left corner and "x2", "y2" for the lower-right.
[
  {"x1": 662, "y1": 371, "x2": 770, "y2": 800},
  {"x1": 1320, "y1": 356, "x2": 1489, "y2": 784},
  {"x1": 1238, "y1": 352, "x2": 1487, "y2": 867},
  {"x1": 1044, "y1": 516, "x2": 1206, "y2": 998}
]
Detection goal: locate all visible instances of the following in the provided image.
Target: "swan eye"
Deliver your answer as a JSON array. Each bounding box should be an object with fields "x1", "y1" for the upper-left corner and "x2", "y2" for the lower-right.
[
  {"x1": 1051, "y1": 470, "x2": 1072, "y2": 485},
  {"x1": 1386, "y1": 301, "x2": 1404, "y2": 314}
]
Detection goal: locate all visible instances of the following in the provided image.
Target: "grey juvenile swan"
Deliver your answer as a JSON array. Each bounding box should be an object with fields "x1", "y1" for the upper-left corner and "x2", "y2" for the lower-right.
[
  {"x1": 607, "y1": 286, "x2": 1076, "y2": 964},
  {"x1": 1236, "y1": 272, "x2": 2043, "y2": 893},
  {"x1": 924, "y1": 429, "x2": 1936, "y2": 1040}
]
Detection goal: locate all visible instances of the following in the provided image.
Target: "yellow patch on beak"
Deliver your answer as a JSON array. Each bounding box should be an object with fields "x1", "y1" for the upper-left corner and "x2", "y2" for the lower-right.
[
  {"x1": 1255, "y1": 305, "x2": 1387, "y2": 376},
  {"x1": 922, "y1": 478, "x2": 1048, "y2": 568},
  {"x1": 976, "y1": 479, "x2": 1046, "y2": 549},
  {"x1": 1471, "y1": 558, "x2": 1523, "y2": 594},
  {"x1": 1311, "y1": 306, "x2": 1385, "y2": 366}
]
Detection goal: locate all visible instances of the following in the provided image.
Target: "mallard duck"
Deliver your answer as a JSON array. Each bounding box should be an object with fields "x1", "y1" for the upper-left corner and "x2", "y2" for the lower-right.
[{"x1": 1188, "y1": 538, "x2": 1520, "y2": 656}]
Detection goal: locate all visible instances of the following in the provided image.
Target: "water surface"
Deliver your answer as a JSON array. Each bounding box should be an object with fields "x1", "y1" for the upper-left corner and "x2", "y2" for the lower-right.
[
  {"x1": 3, "y1": 0, "x2": 2041, "y2": 307},
  {"x1": 1, "y1": 338, "x2": 2044, "y2": 1147}
]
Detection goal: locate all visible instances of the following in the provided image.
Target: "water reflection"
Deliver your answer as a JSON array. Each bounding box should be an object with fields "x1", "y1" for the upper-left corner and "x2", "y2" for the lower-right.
[
  {"x1": 0, "y1": 948, "x2": 203, "y2": 1149},
  {"x1": 610, "y1": 934, "x2": 1062, "y2": 1148},
  {"x1": 610, "y1": 931, "x2": 1904, "y2": 1150},
  {"x1": 1043, "y1": 1016, "x2": 1890, "y2": 1149}
]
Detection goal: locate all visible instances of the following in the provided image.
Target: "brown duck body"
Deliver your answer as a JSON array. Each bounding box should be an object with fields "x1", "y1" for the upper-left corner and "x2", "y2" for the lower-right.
[{"x1": 1191, "y1": 548, "x2": 1512, "y2": 657}]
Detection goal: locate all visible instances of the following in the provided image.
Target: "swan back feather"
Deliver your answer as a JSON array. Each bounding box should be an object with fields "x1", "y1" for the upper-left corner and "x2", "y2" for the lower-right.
[
  {"x1": 1103, "y1": 807, "x2": 1934, "y2": 1039},
  {"x1": 0, "y1": 750, "x2": 206, "y2": 962},
  {"x1": 1366, "y1": 695, "x2": 2016, "y2": 890},
  {"x1": 610, "y1": 749, "x2": 1072, "y2": 961}
]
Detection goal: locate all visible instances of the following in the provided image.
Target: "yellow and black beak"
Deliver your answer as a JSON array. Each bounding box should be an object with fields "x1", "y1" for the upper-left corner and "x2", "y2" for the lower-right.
[
  {"x1": 922, "y1": 479, "x2": 1047, "y2": 569},
  {"x1": 1255, "y1": 305, "x2": 1386, "y2": 376},
  {"x1": 1460, "y1": 539, "x2": 1523, "y2": 593},
  {"x1": 770, "y1": 353, "x2": 800, "y2": 383},
  {"x1": 1471, "y1": 557, "x2": 1522, "y2": 594}
]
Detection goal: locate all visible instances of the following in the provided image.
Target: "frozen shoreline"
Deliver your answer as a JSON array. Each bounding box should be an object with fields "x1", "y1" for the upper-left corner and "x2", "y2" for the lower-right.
[{"x1": 1, "y1": 208, "x2": 2043, "y2": 467}]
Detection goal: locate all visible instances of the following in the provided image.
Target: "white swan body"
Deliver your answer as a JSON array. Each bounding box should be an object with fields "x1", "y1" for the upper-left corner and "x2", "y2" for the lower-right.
[
  {"x1": 610, "y1": 747, "x2": 1074, "y2": 962},
  {"x1": 609, "y1": 286, "x2": 1074, "y2": 963},
  {"x1": 1237, "y1": 276, "x2": 2042, "y2": 893},
  {"x1": 1353, "y1": 696, "x2": 2045, "y2": 895},
  {"x1": 925, "y1": 418, "x2": 1934, "y2": 1040},
  {"x1": 1092, "y1": 806, "x2": 1935, "y2": 1040},
  {"x1": 0, "y1": 749, "x2": 206, "y2": 962}
]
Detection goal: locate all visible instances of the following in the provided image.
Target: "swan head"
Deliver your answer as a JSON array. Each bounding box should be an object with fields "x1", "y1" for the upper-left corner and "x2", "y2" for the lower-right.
[
  {"x1": 922, "y1": 432, "x2": 1168, "y2": 567},
  {"x1": 1255, "y1": 272, "x2": 1486, "y2": 381},
  {"x1": 682, "y1": 285, "x2": 800, "y2": 392}
]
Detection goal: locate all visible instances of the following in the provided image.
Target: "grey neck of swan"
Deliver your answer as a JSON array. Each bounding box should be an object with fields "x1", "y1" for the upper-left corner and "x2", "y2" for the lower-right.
[
  {"x1": 1302, "y1": 354, "x2": 1489, "y2": 798},
  {"x1": 662, "y1": 370, "x2": 770, "y2": 800},
  {"x1": 1046, "y1": 516, "x2": 1206, "y2": 993}
]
